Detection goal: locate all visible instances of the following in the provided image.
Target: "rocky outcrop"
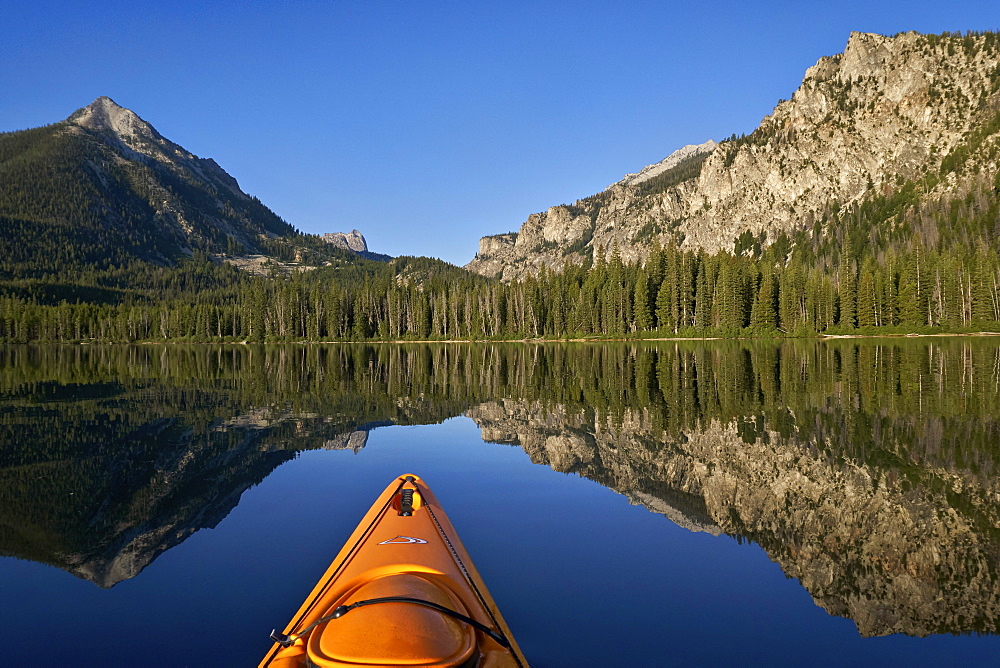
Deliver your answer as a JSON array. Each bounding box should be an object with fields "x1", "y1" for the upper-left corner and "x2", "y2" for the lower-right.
[
  {"x1": 323, "y1": 229, "x2": 369, "y2": 253},
  {"x1": 467, "y1": 31, "x2": 1000, "y2": 280},
  {"x1": 469, "y1": 233, "x2": 518, "y2": 279},
  {"x1": 321, "y1": 229, "x2": 392, "y2": 261},
  {"x1": 466, "y1": 399, "x2": 1000, "y2": 638}
]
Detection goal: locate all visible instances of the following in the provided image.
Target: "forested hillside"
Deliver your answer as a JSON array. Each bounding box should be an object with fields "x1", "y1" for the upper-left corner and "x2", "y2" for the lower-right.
[
  {"x1": 0, "y1": 99, "x2": 303, "y2": 271},
  {"x1": 0, "y1": 97, "x2": 349, "y2": 307},
  {"x1": 4, "y1": 32, "x2": 1000, "y2": 342}
]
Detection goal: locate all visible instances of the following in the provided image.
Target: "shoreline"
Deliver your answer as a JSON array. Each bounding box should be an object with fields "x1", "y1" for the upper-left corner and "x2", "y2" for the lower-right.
[{"x1": 35, "y1": 330, "x2": 1000, "y2": 345}]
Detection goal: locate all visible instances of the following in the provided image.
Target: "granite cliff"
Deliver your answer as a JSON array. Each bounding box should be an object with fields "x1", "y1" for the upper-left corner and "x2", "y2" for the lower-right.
[
  {"x1": 322, "y1": 229, "x2": 391, "y2": 261},
  {"x1": 323, "y1": 229, "x2": 369, "y2": 253},
  {"x1": 467, "y1": 31, "x2": 1000, "y2": 280}
]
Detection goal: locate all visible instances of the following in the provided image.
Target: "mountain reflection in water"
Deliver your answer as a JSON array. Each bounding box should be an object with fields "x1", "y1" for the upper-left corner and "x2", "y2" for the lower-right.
[{"x1": 1, "y1": 341, "x2": 998, "y2": 637}]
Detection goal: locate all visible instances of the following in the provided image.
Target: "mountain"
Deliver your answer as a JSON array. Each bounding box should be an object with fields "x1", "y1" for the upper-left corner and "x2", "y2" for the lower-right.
[
  {"x1": 467, "y1": 31, "x2": 1000, "y2": 280},
  {"x1": 0, "y1": 96, "x2": 297, "y2": 279}
]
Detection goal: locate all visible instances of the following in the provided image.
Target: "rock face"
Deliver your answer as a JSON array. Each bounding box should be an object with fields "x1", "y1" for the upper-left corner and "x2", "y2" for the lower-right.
[
  {"x1": 467, "y1": 31, "x2": 1000, "y2": 280},
  {"x1": 469, "y1": 233, "x2": 519, "y2": 280},
  {"x1": 322, "y1": 229, "x2": 369, "y2": 253},
  {"x1": 322, "y1": 229, "x2": 393, "y2": 261},
  {"x1": 612, "y1": 140, "x2": 719, "y2": 189},
  {"x1": 67, "y1": 96, "x2": 246, "y2": 201}
]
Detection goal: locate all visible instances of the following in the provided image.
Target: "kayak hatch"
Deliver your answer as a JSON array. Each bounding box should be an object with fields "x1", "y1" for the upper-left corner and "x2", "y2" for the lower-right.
[{"x1": 259, "y1": 474, "x2": 527, "y2": 667}]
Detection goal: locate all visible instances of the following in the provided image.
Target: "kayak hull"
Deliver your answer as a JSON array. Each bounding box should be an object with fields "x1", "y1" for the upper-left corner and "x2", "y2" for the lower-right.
[{"x1": 260, "y1": 474, "x2": 527, "y2": 667}]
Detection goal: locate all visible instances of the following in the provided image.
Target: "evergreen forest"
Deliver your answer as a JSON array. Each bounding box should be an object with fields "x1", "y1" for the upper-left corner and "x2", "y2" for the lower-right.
[
  {"x1": 2, "y1": 207, "x2": 1000, "y2": 343},
  {"x1": 4, "y1": 50, "x2": 1000, "y2": 343}
]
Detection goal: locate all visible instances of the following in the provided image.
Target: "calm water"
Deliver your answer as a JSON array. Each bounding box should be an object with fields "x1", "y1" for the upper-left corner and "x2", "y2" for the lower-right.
[{"x1": 1, "y1": 341, "x2": 999, "y2": 666}]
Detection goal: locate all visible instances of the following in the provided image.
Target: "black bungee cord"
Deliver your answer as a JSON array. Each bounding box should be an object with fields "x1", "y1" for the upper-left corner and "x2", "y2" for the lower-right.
[{"x1": 270, "y1": 595, "x2": 511, "y2": 649}]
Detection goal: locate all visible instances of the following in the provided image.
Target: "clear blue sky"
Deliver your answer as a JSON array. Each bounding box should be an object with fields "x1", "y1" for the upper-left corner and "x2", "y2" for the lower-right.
[{"x1": 3, "y1": 1, "x2": 997, "y2": 265}]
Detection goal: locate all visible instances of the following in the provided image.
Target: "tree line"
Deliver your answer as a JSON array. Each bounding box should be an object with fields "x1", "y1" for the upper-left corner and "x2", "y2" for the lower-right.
[{"x1": 2, "y1": 233, "x2": 999, "y2": 342}]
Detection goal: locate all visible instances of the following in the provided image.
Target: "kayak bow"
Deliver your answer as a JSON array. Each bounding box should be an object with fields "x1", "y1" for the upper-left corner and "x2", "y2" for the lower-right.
[{"x1": 260, "y1": 474, "x2": 527, "y2": 667}]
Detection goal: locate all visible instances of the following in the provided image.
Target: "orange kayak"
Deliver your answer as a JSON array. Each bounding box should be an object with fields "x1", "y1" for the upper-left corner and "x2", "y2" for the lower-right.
[{"x1": 259, "y1": 474, "x2": 527, "y2": 667}]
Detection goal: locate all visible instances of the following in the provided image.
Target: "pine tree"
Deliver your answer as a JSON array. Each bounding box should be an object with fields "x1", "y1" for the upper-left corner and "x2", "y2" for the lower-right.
[
  {"x1": 693, "y1": 251, "x2": 713, "y2": 329},
  {"x1": 779, "y1": 263, "x2": 805, "y2": 331},
  {"x1": 972, "y1": 240, "x2": 1000, "y2": 322},
  {"x1": 856, "y1": 257, "x2": 878, "y2": 327},
  {"x1": 750, "y1": 267, "x2": 778, "y2": 331},
  {"x1": 634, "y1": 268, "x2": 653, "y2": 331},
  {"x1": 838, "y1": 263, "x2": 857, "y2": 328}
]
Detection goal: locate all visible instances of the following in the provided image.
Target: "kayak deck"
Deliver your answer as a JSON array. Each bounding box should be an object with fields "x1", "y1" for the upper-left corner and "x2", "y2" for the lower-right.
[{"x1": 260, "y1": 474, "x2": 527, "y2": 667}]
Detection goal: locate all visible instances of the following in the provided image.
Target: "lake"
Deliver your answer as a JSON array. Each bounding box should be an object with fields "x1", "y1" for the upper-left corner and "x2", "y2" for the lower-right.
[{"x1": 1, "y1": 340, "x2": 999, "y2": 666}]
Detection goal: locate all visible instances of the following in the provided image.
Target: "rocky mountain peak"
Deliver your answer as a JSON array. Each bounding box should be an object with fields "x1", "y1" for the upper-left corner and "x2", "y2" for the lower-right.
[
  {"x1": 0, "y1": 96, "x2": 300, "y2": 266},
  {"x1": 70, "y1": 96, "x2": 154, "y2": 136},
  {"x1": 467, "y1": 30, "x2": 1000, "y2": 281},
  {"x1": 67, "y1": 96, "x2": 175, "y2": 160},
  {"x1": 65, "y1": 96, "x2": 246, "y2": 204}
]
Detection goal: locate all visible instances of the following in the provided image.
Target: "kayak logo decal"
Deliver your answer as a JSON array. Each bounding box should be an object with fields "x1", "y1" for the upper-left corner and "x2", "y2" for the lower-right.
[{"x1": 378, "y1": 535, "x2": 428, "y2": 545}]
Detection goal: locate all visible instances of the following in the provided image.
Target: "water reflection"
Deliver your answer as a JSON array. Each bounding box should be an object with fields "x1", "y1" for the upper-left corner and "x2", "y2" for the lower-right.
[{"x1": 1, "y1": 341, "x2": 998, "y2": 636}]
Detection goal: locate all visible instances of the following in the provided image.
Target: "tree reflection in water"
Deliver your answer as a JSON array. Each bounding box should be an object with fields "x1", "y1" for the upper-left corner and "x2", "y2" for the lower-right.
[{"x1": 0, "y1": 340, "x2": 998, "y2": 636}]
